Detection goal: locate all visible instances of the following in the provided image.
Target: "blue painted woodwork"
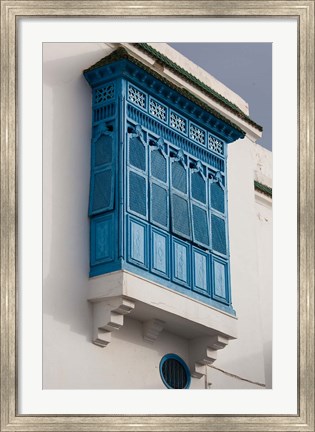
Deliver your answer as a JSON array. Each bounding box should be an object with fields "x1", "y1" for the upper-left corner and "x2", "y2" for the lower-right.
[
  {"x1": 84, "y1": 51, "x2": 244, "y2": 315},
  {"x1": 151, "y1": 227, "x2": 170, "y2": 279},
  {"x1": 192, "y1": 247, "x2": 209, "y2": 294},
  {"x1": 172, "y1": 238, "x2": 190, "y2": 287},
  {"x1": 212, "y1": 256, "x2": 230, "y2": 305}
]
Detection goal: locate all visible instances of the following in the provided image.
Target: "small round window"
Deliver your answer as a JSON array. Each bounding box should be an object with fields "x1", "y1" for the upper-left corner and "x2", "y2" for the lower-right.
[{"x1": 159, "y1": 354, "x2": 191, "y2": 389}]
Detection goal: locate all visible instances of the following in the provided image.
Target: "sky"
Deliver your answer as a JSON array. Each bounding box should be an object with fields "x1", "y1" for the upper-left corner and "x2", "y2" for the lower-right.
[{"x1": 169, "y1": 43, "x2": 272, "y2": 151}]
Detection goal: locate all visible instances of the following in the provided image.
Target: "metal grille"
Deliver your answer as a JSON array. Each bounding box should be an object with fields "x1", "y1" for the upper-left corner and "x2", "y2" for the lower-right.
[
  {"x1": 211, "y1": 214, "x2": 227, "y2": 255},
  {"x1": 171, "y1": 194, "x2": 190, "y2": 238},
  {"x1": 95, "y1": 83, "x2": 114, "y2": 104},
  {"x1": 128, "y1": 84, "x2": 146, "y2": 108},
  {"x1": 208, "y1": 134, "x2": 224, "y2": 155},
  {"x1": 191, "y1": 171, "x2": 206, "y2": 204},
  {"x1": 151, "y1": 150, "x2": 167, "y2": 183},
  {"x1": 149, "y1": 98, "x2": 167, "y2": 122},
  {"x1": 151, "y1": 183, "x2": 168, "y2": 228},
  {"x1": 170, "y1": 111, "x2": 186, "y2": 133},
  {"x1": 129, "y1": 137, "x2": 146, "y2": 172},
  {"x1": 172, "y1": 161, "x2": 187, "y2": 194},
  {"x1": 189, "y1": 124, "x2": 205, "y2": 145},
  {"x1": 92, "y1": 169, "x2": 112, "y2": 212},
  {"x1": 211, "y1": 182, "x2": 225, "y2": 213},
  {"x1": 95, "y1": 134, "x2": 112, "y2": 167},
  {"x1": 129, "y1": 171, "x2": 147, "y2": 217},
  {"x1": 161, "y1": 358, "x2": 188, "y2": 389},
  {"x1": 192, "y1": 205, "x2": 209, "y2": 246}
]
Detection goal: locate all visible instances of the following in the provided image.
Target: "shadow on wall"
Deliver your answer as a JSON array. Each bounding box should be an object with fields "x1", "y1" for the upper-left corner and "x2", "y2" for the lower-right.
[{"x1": 42, "y1": 50, "x2": 108, "y2": 342}]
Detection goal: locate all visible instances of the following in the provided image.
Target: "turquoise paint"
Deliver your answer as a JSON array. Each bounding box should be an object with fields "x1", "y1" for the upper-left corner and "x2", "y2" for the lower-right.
[{"x1": 84, "y1": 55, "x2": 239, "y2": 312}]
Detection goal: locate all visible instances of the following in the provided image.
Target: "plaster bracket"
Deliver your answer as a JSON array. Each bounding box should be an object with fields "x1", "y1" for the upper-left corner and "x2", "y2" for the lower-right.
[
  {"x1": 91, "y1": 296, "x2": 135, "y2": 348},
  {"x1": 189, "y1": 335, "x2": 230, "y2": 378},
  {"x1": 143, "y1": 319, "x2": 165, "y2": 343}
]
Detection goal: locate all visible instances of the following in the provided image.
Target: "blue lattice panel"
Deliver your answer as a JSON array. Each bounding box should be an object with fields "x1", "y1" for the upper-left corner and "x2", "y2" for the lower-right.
[{"x1": 83, "y1": 58, "x2": 238, "y2": 313}]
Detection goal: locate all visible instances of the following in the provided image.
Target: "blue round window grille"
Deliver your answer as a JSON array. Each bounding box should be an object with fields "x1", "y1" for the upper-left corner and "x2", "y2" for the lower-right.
[{"x1": 159, "y1": 354, "x2": 191, "y2": 389}]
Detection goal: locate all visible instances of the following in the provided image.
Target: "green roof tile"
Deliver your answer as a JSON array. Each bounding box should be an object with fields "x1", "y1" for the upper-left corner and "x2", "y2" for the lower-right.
[
  {"x1": 254, "y1": 181, "x2": 272, "y2": 197},
  {"x1": 135, "y1": 43, "x2": 263, "y2": 132},
  {"x1": 84, "y1": 47, "x2": 245, "y2": 136}
]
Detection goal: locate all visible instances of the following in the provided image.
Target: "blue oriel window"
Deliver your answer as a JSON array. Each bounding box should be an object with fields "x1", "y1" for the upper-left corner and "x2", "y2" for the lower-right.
[{"x1": 84, "y1": 47, "x2": 245, "y2": 315}]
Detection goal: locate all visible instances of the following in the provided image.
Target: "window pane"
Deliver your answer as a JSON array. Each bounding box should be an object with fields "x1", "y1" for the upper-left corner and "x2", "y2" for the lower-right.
[
  {"x1": 171, "y1": 194, "x2": 191, "y2": 238},
  {"x1": 129, "y1": 136, "x2": 146, "y2": 171},
  {"x1": 211, "y1": 214, "x2": 227, "y2": 255},
  {"x1": 191, "y1": 171, "x2": 206, "y2": 204},
  {"x1": 192, "y1": 204, "x2": 209, "y2": 246},
  {"x1": 95, "y1": 134, "x2": 112, "y2": 167},
  {"x1": 151, "y1": 183, "x2": 168, "y2": 228},
  {"x1": 129, "y1": 171, "x2": 147, "y2": 217},
  {"x1": 172, "y1": 161, "x2": 187, "y2": 194},
  {"x1": 211, "y1": 182, "x2": 225, "y2": 213},
  {"x1": 151, "y1": 150, "x2": 167, "y2": 183},
  {"x1": 92, "y1": 169, "x2": 113, "y2": 212}
]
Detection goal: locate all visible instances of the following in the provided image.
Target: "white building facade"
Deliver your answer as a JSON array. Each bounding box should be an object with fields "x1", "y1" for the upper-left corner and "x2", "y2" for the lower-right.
[{"x1": 43, "y1": 43, "x2": 272, "y2": 390}]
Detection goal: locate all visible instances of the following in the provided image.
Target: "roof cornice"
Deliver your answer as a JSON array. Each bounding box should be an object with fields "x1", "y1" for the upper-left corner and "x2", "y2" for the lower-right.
[
  {"x1": 84, "y1": 47, "x2": 246, "y2": 139},
  {"x1": 135, "y1": 43, "x2": 263, "y2": 132}
]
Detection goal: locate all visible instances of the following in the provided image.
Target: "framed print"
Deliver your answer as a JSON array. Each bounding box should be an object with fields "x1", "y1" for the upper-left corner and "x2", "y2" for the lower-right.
[{"x1": 1, "y1": 1, "x2": 314, "y2": 431}]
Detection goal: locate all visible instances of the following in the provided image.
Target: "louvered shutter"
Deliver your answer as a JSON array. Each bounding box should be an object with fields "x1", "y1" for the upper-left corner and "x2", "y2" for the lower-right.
[
  {"x1": 127, "y1": 132, "x2": 148, "y2": 219},
  {"x1": 211, "y1": 181, "x2": 225, "y2": 213},
  {"x1": 90, "y1": 132, "x2": 115, "y2": 215},
  {"x1": 129, "y1": 136, "x2": 146, "y2": 172},
  {"x1": 211, "y1": 214, "x2": 227, "y2": 255},
  {"x1": 150, "y1": 148, "x2": 169, "y2": 229},
  {"x1": 171, "y1": 159, "x2": 191, "y2": 240},
  {"x1": 190, "y1": 171, "x2": 209, "y2": 248}
]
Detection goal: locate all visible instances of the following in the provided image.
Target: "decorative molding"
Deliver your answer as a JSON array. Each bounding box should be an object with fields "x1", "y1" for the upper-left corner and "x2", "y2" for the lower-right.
[
  {"x1": 90, "y1": 296, "x2": 135, "y2": 347},
  {"x1": 189, "y1": 335, "x2": 229, "y2": 378},
  {"x1": 127, "y1": 104, "x2": 225, "y2": 171},
  {"x1": 84, "y1": 46, "x2": 252, "y2": 139},
  {"x1": 135, "y1": 43, "x2": 262, "y2": 132},
  {"x1": 143, "y1": 319, "x2": 165, "y2": 342}
]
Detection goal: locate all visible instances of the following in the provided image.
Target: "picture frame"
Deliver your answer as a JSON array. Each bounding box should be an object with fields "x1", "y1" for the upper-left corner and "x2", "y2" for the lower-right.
[{"x1": 0, "y1": 1, "x2": 314, "y2": 431}]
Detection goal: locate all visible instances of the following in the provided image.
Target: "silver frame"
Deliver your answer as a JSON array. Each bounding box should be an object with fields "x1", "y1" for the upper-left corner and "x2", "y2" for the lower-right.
[{"x1": 1, "y1": 1, "x2": 314, "y2": 431}]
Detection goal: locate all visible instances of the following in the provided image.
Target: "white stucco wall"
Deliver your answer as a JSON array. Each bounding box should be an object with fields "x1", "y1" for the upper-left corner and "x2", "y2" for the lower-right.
[{"x1": 43, "y1": 43, "x2": 272, "y2": 390}]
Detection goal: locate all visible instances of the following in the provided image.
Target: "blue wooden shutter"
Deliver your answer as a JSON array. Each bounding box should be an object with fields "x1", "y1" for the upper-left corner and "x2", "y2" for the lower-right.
[
  {"x1": 90, "y1": 132, "x2": 115, "y2": 215},
  {"x1": 171, "y1": 158, "x2": 191, "y2": 240},
  {"x1": 150, "y1": 147, "x2": 169, "y2": 229},
  {"x1": 211, "y1": 214, "x2": 227, "y2": 255},
  {"x1": 190, "y1": 170, "x2": 210, "y2": 248},
  {"x1": 191, "y1": 171, "x2": 206, "y2": 204},
  {"x1": 129, "y1": 136, "x2": 146, "y2": 172},
  {"x1": 127, "y1": 130, "x2": 148, "y2": 220},
  {"x1": 151, "y1": 149, "x2": 167, "y2": 183},
  {"x1": 211, "y1": 181, "x2": 225, "y2": 213},
  {"x1": 192, "y1": 204, "x2": 210, "y2": 247}
]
